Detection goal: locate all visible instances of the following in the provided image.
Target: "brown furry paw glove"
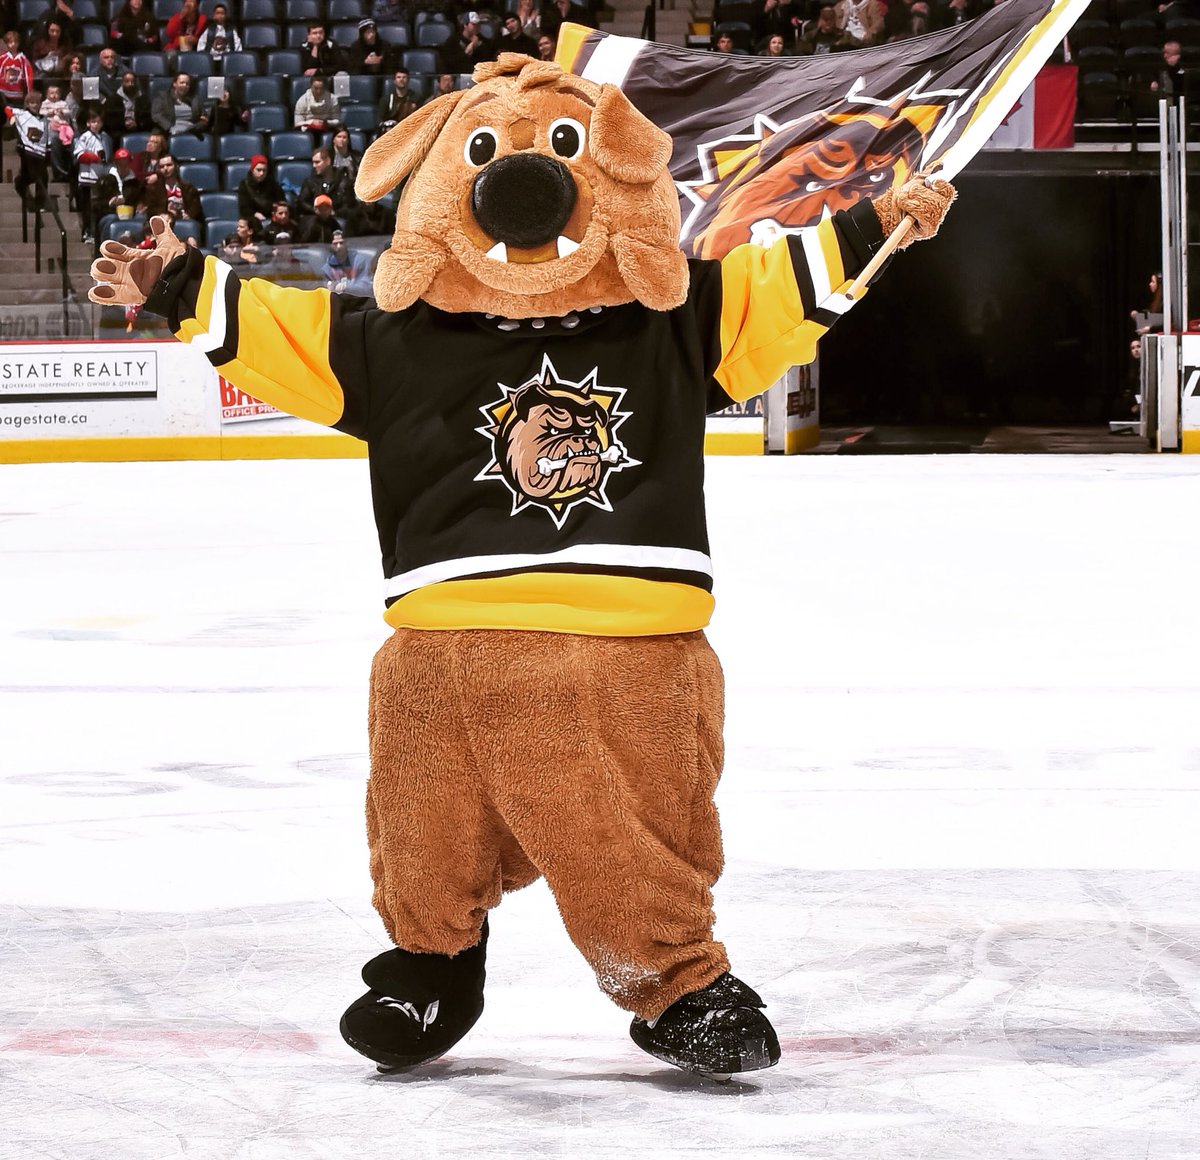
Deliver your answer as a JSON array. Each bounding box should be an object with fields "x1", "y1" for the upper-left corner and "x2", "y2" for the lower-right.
[
  {"x1": 873, "y1": 174, "x2": 957, "y2": 249},
  {"x1": 88, "y1": 215, "x2": 187, "y2": 306}
]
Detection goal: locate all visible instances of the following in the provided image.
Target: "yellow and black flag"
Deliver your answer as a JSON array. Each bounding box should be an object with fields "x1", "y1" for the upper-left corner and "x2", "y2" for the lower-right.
[{"x1": 556, "y1": 0, "x2": 1089, "y2": 259}]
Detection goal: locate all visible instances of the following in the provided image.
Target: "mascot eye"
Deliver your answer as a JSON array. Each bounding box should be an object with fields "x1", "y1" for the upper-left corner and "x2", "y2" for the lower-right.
[
  {"x1": 548, "y1": 118, "x2": 586, "y2": 160},
  {"x1": 868, "y1": 171, "x2": 888, "y2": 183},
  {"x1": 464, "y1": 127, "x2": 499, "y2": 167},
  {"x1": 547, "y1": 425, "x2": 564, "y2": 436},
  {"x1": 804, "y1": 180, "x2": 826, "y2": 193}
]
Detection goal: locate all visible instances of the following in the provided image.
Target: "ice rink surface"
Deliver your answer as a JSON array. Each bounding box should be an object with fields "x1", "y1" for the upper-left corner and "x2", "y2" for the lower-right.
[{"x1": 2, "y1": 453, "x2": 1199, "y2": 1160}]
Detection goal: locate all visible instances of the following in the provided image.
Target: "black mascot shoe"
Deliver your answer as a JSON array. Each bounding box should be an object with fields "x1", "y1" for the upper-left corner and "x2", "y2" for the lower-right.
[
  {"x1": 629, "y1": 972, "x2": 781, "y2": 1079},
  {"x1": 339, "y1": 919, "x2": 488, "y2": 1073}
]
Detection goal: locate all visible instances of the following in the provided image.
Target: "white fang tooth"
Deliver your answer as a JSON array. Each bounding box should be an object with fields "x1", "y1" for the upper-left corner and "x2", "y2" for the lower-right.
[
  {"x1": 486, "y1": 242, "x2": 508, "y2": 263},
  {"x1": 556, "y1": 236, "x2": 580, "y2": 258},
  {"x1": 820, "y1": 204, "x2": 833, "y2": 222}
]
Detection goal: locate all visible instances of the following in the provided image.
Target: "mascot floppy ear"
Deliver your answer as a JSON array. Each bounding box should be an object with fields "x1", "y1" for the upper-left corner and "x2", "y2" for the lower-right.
[
  {"x1": 355, "y1": 90, "x2": 468, "y2": 311},
  {"x1": 589, "y1": 84, "x2": 673, "y2": 186},
  {"x1": 355, "y1": 89, "x2": 467, "y2": 202}
]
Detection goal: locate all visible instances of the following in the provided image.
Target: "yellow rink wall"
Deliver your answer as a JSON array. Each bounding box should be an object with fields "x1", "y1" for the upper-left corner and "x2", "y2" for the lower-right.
[{"x1": 0, "y1": 339, "x2": 810, "y2": 462}]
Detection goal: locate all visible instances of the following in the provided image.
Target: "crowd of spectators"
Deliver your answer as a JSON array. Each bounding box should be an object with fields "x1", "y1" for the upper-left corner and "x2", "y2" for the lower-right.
[{"x1": 0, "y1": 0, "x2": 601, "y2": 258}]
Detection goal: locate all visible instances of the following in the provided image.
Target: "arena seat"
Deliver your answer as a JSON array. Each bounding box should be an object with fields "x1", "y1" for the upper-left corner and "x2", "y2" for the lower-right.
[
  {"x1": 1068, "y1": 20, "x2": 1114, "y2": 51},
  {"x1": 270, "y1": 131, "x2": 315, "y2": 160},
  {"x1": 331, "y1": 24, "x2": 360, "y2": 48},
  {"x1": 243, "y1": 75, "x2": 285, "y2": 105},
  {"x1": 242, "y1": 0, "x2": 279, "y2": 21},
  {"x1": 206, "y1": 218, "x2": 240, "y2": 250},
  {"x1": 170, "y1": 135, "x2": 215, "y2": 162},
  {"x1": 402, "y1": 48, "x2": 441, "y2": 74},
  {"x1": 242, "y1": 24, "x2": 282, "y2": 50},
  {"x1": 173, "y1": 219, "x2": 204, "y2": 244},
  {"x1": 346, "y1": 74, "x2": 378, "y2": 104},
  {"x1": 103, "y1": 215, "x2": 146, "y2": 242},
  {"x1": 376, "y1": 23, "x2": 410, "y2": 47},
  {"x1": 123, "y1": 132, "x2": 151, "y2": 155},
  {"x1": 416, "y1": 21, "x2": 452, "y2": 46},
  {"x1": 266, "y1": 50, "x2": 303, "y2": 75},
  {"x1": 329, "y1": 0, "x2": 366, "y2": 22},
  {"x1": 275, "y1": 160, "x2": 312, "y2": 195},
  {"x1": 1078, "y1": 71, "x2": 1124, "y2": 118},
  {"x1": 176, "y1": 51, "x2": 214, "y2": 76},
  {"x1": 342, "y1": 104, "x2": 378, "y2": 131},
  {"x1": 222, "y1": 52, "x2": 261, "y2": 76},
  {"x1": 131, "y1": 53, "x2": 168, "y2": 75},
  {"x1": 218, "y1": 133, "x2": 265, "y2": 162},
  {"x1": 1118, "y1": 17, "x2": 1161, "y2": 49},
  {"x1": 223, "y1": 160, "x2": 251, "y2": 189},
  {"x1": 179, "y1": 162, "x2": 220, "y2": 190},
  {"x1": 200, "y1": 192, "x2": 239, "y2": 220},
  {"x1": 285, "y1": 0, "x2": 322, "y2": 22},
  {"x1": 80, "y1": 24, "x2": 108, "y2": 46},
  {"x1": 285, "y1": 23, "x2": 311, "y2": 47},
  {"x1": 248, "y1": 104, "x2": 289, "y2": 132},
  {"x1": 153, "y1": 0, "x2": 182, "y2": 19}
]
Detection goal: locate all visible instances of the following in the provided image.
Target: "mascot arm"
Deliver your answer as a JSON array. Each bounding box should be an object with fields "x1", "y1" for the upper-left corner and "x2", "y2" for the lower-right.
[
  {"x1": 144, "y1": 247, "x2": 367, "y2": 433},
  {"x1": 712, "y1": 200, "x2": 883, "y2": 404}
]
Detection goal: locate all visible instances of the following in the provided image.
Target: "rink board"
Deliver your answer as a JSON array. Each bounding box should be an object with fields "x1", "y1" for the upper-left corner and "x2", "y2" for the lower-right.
[{"x1": 0, "y1": 340, "x2": 816, "y2": 461}]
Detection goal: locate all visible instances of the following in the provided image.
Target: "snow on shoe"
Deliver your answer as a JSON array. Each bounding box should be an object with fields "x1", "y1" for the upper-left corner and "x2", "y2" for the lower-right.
[
  {"x1": 629, "y1": 972, "x2": 781, "y2": 1076},
  {"x1": 339, "y1": 921, "x2": 488, "y2": 1072}
]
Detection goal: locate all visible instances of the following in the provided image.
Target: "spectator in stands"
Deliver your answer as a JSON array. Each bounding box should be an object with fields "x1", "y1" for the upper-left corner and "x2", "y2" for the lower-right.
[
  {"x1": 31, "y1": 18, "x2": 70, "y2": 78},
  {"x1": 1, "y1": 29, "x2": 36, "y2": 104},
  {"x1": 298, "y1": 192, "x2": 341, "y2": 242},
  {"x1": 262, "y1": 199, "x2": 298, "y2": 245},
  {"x1": 835, "y1": 0, "x2": 883, "y2": 45},
  {"x1": 499, "y1": 13, "x2": 539, "y2": 56},
  {"x1": 111, "y1": 0, "x2": 162, "y2": 56},
  {"x1": 131, "y1": 126, "x2": 167, "y2": 183},
  {"x1": 798, "y1": 4, "x2": 861, "y2": 51},
  {"x1": 536, "y1": 34, "x2": 555, "y2": 60},
  {"x1": 164, "y1": 0, "x2": 206, "y2": 52},
  {"x1": 712, "y1": 31, "x2": 736, "y2": 52},
  {"x1": 442, "y1": 11, "x2": 495, "y2": 73},
  {"x1": 195, "y1": 4, "x2": 242, "y2": 61},
  {"x1": 423, "y1": 73, "x2": 457, "y2": 104},
  {"x1": 1152, "y1": 40, "x2": 1189, "y2": 95},
  {"x1": 203, "y1": 84, "x2": 246, "y2": 135},
  {"x1": 377, "y1": 68, "x2": 419, "y2": 133},
  {"x1": 330, "y1": 126, "x2": 359, "y2": 181},
  {"x1": 237, "y1": 153, "x2": 284, "y2": 224},
  {"x1": 141, "y1": 152, "x2": 203, "y2": 222},
  {"x1": 322, "y1": 230, "x2": 374, "y2": 295},
  {"x1": 297, "y1": 145, "x2": 352, "y2": 217},
  {"x1": 937, "y1": 0, "x2": 979, "y2": 28},
  {"x1": 4, "y1": 89, "x2": 50, "y2": 208},
  {"x1": 34, "y1": 0, "x2": 82, "y2": 49},
  {"x1": 221, "y1": 217, "x2": 264, "y2": 264},
  {"x1": 104, "y1": 69, "x2": 151, "y2": 139},
  {"x1": 74, "y1": 106, "x2": 112, "y2": 242},
  {"x1": 92, "y1": 47, "x2": 124, "y2": 103},
  {"x1": 96, "y1": 145, "x2": 143, "y2": 221},
  {"x1": 295, "y1": 73, "x2": 342, "y2": 132},
  {"x1": 152, "y1": 72, "x2": 204, "y2": 137},
  {"x1": 758, "y1": 32, "x2": 788, "y2": 55},
  {"x1": 514, "y1": 0, "x2": 542, "y2": 37},
  {"x1": 40, "y1": 81, "x2": 74, "y2": 180},
  {"x1": 888, "y1": 0, "x2": 932, "y2": 39},
  {"x1": 755, "y1": 0, "x2": 800, "y2": 46},
  {"x1": 300, "y1": 23, "x2": 340, "y2": 77},
  {"x1": 347, "y1": 18, "x2": 393, "y2": 76},
  {"x1": 543, "y1": 0, "x2": 594, "y2": 41}
]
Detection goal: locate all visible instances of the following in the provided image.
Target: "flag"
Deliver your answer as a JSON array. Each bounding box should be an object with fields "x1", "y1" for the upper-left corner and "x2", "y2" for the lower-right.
[
  {"x1": 984, "y1": 63, "x2": 1078, "y2": 149},
  {"x1": 555, "y1": 0, "x2": 1089, "y2": 259}
]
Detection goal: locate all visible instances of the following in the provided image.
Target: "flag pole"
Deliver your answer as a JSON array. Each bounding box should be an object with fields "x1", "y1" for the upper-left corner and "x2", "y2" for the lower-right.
[{"x1": 845, "y1": 216, "x2": 915, "y2": 302}]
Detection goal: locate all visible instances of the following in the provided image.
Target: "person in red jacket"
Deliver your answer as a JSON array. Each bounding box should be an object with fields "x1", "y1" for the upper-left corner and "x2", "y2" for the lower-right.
[
  {"x1": 164, "y1": 0, "x2": 207, "y2": 52},
  {"x1": 0, "y1": 29, "x2": 35, "y2": 104}
]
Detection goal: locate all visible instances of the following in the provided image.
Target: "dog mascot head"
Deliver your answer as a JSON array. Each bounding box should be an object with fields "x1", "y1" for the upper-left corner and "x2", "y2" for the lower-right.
[{"x1": 355, "y1": 54, "x2": 689, "y2": 318}]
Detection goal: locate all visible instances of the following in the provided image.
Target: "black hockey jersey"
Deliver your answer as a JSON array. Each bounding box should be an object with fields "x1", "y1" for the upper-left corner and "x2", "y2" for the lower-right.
[{"x1": 146, "y1": 202, "x2": 882, "y2": 635}]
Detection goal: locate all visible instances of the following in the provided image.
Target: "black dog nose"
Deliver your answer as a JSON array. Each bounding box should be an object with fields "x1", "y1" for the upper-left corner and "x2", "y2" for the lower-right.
[{"x1": 471, "y1": 153, "x2": 577, "y2": 249}]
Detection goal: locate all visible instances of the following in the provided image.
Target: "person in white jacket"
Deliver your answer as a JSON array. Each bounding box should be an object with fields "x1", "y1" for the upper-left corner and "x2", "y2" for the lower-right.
[
  {"x1": 195, "y1": 4, "x2": 242, "y2": 59},
  {"x1": 293, "y1": 74, "x2": 342, "y2": 132}
]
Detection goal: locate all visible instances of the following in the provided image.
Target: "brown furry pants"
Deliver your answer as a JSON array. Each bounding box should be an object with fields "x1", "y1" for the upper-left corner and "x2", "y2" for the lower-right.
[{"x1": 366, "y1": 627, "x2": 731, "y2": 1020}]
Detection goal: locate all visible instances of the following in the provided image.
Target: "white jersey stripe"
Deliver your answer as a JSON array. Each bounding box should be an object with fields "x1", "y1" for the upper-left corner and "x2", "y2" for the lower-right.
[
  {"x1": 189, "y1": 261, "x2": 232, "y2": 355},
  {"x1": 579, "y1": 36, "x2": 646, "y2": 87},
  {"x1": 800, "y1": 227, "x2": 832, "y2": 307},
  {"x1": 385, "y1": 543, "x2": 713, "y2": 599}
]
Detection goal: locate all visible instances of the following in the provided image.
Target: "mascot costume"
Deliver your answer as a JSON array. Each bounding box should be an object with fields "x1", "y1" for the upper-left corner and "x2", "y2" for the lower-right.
[{"x1": 91, "y1": 54, "x2": 954, "y2": 1080}]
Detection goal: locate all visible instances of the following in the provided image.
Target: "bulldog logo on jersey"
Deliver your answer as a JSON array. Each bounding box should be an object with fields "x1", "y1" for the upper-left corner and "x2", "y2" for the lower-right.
[{"x1": 475, "y1": 355, "x2": 637, "y2": 527}]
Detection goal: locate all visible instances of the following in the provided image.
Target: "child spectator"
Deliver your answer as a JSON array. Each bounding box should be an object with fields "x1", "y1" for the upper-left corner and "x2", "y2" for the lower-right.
[
  {"x1": 40, "y1": 81, "x2": 74, "y2": 180},
  {"x1": 195, "y1": 4, "x2": 242, "y2": 61},
  {"x1": 322, "y1": 229, "x2": 374, "y2": 295},
  {"x1": 74, "y1": 106, "x2": 112, "y2": 242},
  {"x1": 294, "y1": 74, "x2": 342, "y2": 132},
  {"x1": 140, "y1": 152, "x2": 203, "y2": 222},
  {"x1": 111, "y1": 0, "x2": 161, "y2": 56},
  {"x1": 5, "y1": 89, "x2": 51, "y2": 208},
  {"x1": 237, "y1": 153, "x2": 284, "y2": 225},
  {"x1": 164, "y1": 0, "x2": 206, "y2": 52},
  {"x1": 0, "y1": 30, "x2": 35, "y2": 105},
  {"x1": 299, "y1": 23, "x2": 340, "y2": 77}
]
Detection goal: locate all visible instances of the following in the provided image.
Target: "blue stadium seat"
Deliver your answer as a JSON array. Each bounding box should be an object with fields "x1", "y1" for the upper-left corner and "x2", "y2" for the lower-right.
[
  {"x1": 266, "y1": 50, "x2": 303, "y2": 75},
  {"x1": 285, "y1": 0, "x2": 321, "y2": 21},
  {"x1": 103, "y1": 215, "x2": 146, "y2": 242},
  {"x1": 153, "y1": 0, "x2": 182, "y2": 19},
  {"x1": 248, "y1": 103, "x2": 289, "y2": 132},
  {"x1": 414, "y1": 10, "x2": 451, "y2": 26},
  {"x1": 223, "y1": 160, "x2": 251, "y2": 189},
  {"x1": 331, "y1": 23, "x2": 360, "y2": 47},
  {"x1": 73, "y1": 0, "x2": 100, "y2": 19},
  {"x1": 269, "y1": 131, "x2": 314, "y2": 160},
  {"x1": 218, "y1": 132, "x2": 264, "y2": 162},
  {"x1": 148, "y1": 76, "x2": 175, "y2": 100},
  {"x1": 329, "y1": 0, "x2": 365, "y2": 21},
  {"x1": 131, "y1": 53, "x2": 168, "y2": 75},
  {"x1": 176, "y1": 51, "x2": 213, "y2": 76},
  {"x1": 416, "y1": 21, "x2": 451, "y2": 47},
  {"x1": 242, "y1": 24, "x2": 282, "y2": 50},
  {"x1": 179, "y1": 161, "x2": 220, "y2": 189},
  {"x1": 200, "y1": 192, "x2": 239, "y2": 220},
  {"x1": 341, "y1": 104, "x2": 378, "y2": 131},
  {"x1": 242, "y1": 75, "x2": 285, "y2": 105},
  {"x1": 18, "y1": 0, "x2": 44, "y2": 20},
  {"x1": 376, "y1": 23, "x2": 410, "y2": 47},
  {"x1": 402, "y1": 49, "x2": 441, "y2": 74},
  {"x1": 285, "y1": 23, "x2": 311, "y2": 47},
  {"x1": 222, "y1": 52, "x2": 260, "y2": 76},
  {"x1": 346, "y1": 74, "x2": 378, "y2": 104},
  {"x1": 170, "y1": 134, "x2": 214, "y2": 161},
  {"x1": 242, "y1": 0, "x2": 279, "y2": 20},
  {"x1": 275, "y1": 160, "x2": 312, "y2": 197},
  {"x1": 289, "y1": 75, "x2": 313, "y2": 104},
  {"x1": 122, "y1": 132, "x2": 151, "y2": 155},
  {"x1": 80, "y1": 24, "x2": 108, "y2": 46},
  {"x1": 173, "y1": 219, "x2": 204, "y2": 242}
]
